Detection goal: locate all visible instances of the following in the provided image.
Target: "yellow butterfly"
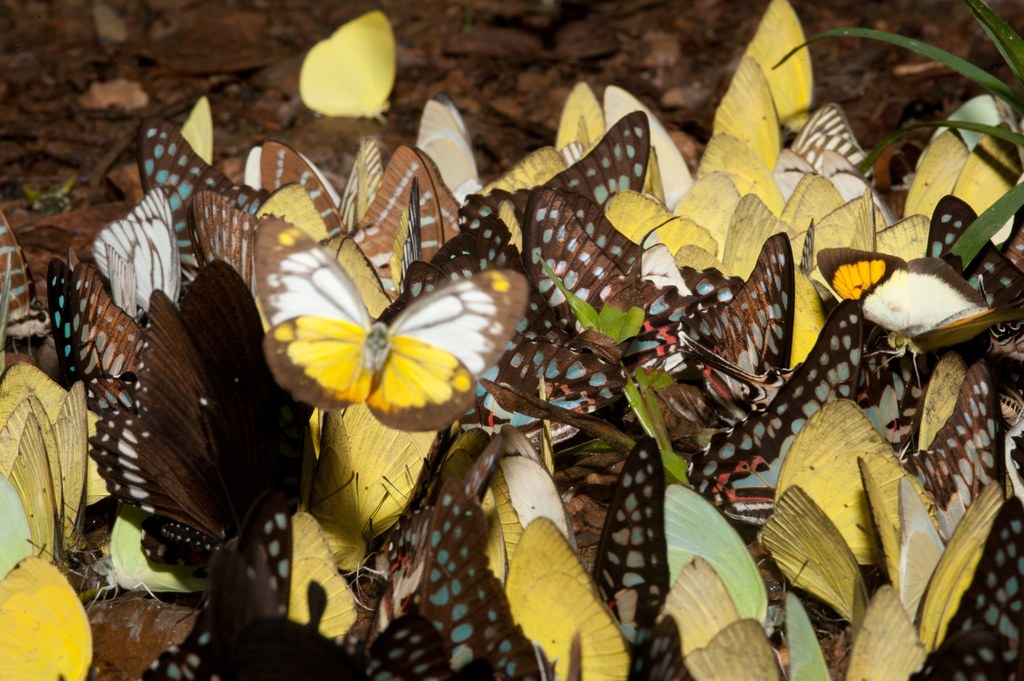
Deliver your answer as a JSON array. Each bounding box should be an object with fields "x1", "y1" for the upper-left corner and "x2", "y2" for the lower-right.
[
  {"x1": 299, "y1": 10, "x2": 396, "y2": 118},
  {"x1": 506, "y1": 518, "x2": 629, "y2": 681},
  {"x1": 255, "y1": 219, "x2": 528, "y2": 430},
  {"x1": 0, "y1": 556, "x2": 92, "y2": 680}
]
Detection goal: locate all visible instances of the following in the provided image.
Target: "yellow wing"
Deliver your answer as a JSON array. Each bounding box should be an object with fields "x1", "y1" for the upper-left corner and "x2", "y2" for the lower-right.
[
  {"x1": 556, "y1": 82, "x2": 605, "y2": 154},
  {"x1": 845, "y1": 586, "x2": 925, "y2": 681},
  {"x1": 685, "y1": 619, "x2": 779, "y2": 681},
  {"x1": 919, "y1": 353, "x2": 968, "y2": 449},
  {"x1": 904, "y1": 130, "x2": 969, "y2": 219},
  {"x1": 6, "y1": 406, "x2": 57, "y2": 561},
  {"x1": 484, "y1": 146, "x2": 566, "y2": 194},
  {"x1": 662, "y1": 557, "x2": 740, "y2": 655},
  {"x1": 918, "y1": 483, "x2": 1002, "y2": 652},
  {"x1": 0, "y1": 557, "x2": 91, "y2": 681},
  {"x1": 258, "y1": 184, "x2": 330, "y2": 243},
  {"x1": 776, "y1": 399, "x2": 901, "y2": 564},
  {"x1": 713, "y1": 57, "x2": 780, "y2": 171},
  {"x1": 290, "y1": 512, "x2": 356, "y2": 638},
  {"x1": 672, "y1": 171, "x2": 740, "y2": 255},
  {"x1": 699, "y1": 134, "x2": 784, "y2": 217},
  {"x1": 953, "y1": 132, "x2": 1021, "y2": 220},
  {"x1": 506, "y1": 518, "x2": 629, "y2": 681},
  {"x1": 299, "y1": 10, "x2": 396, "y2": 118},
  {"x1": 743, "y1": 0, "x2": 812, "y2": 129},
  {"x1": 310, "y1": 404, "x2": 435, "y2": 570},
  {"x1": 180, "y1": 96, "x2": 213, "y2": 165},
  {"x1": 607, "y1": 191, "x2": 717, "y2": 255},
  {"x1": 762, "y1": 486, "x2": 868, "y2": 626}
]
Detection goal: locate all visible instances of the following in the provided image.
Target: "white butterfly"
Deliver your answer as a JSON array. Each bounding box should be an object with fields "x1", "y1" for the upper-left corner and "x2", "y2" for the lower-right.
[
  {"x1": 416, "y1": 94, "x2": 481, "y2": 202},
  {"x1": 93, "y1": 188, "x2": 180, "y2": 315}
]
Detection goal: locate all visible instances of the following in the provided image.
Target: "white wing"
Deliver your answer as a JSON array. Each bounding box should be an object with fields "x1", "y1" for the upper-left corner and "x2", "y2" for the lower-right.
[
  {"x1": 390, "y1": 271, "x2": 526, "y2": 376},
  {"x1": 417, "y1": 94, "x2": 479, "y2": 194},
  {"x1": 255, "y1": 219, "x2": 371, "y2": 331},
  {"x1": 94, "y1": 188, "x2": 180, "y2": 312}
]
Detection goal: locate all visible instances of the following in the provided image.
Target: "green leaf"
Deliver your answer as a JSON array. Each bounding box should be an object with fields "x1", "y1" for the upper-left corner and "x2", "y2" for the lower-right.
[
  {"x1": 859, "y1": 120, "x2": 1024, "y2": 174},
  {"x1": 635, "y1": 367, "x2": 674, "y2": 392},
  {"x1": 539, "y1": 258, "x2": 599, "y2": 330},
  {"x1": 621, "y1": 369, "x2": 687, "y2": 484},
  {"x1": 950, "y1": 180, "x2": 1024, "y2": 264},
  {"x1": 961, "y1": 0, "x2": 1024, "y2": 88},
  {"x1": 596, "y1": 304, "x2": 644, "y2": 344},
  {"x1": 781, "y1": 28, "x2": 1024, "y2": 114}
]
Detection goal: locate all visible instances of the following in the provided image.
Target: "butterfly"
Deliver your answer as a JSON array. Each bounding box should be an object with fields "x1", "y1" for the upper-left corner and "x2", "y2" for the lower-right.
[
  {"x1": 378, "y1": 476, "x2": 544, "y2": 679},
  {"x1": 187, "y1": 190, "x2": 263, "y2": 296},
  {"x1": 507, "y1": 517, "x2": 629, "y2": 680},
  {"x1": 144, "y1": 490, "x2": 292, "y2": 680},
  {"x1": 0, "y1": 367, "x2": 90, "y2": 566},
  {"x1": 90, "y1": 261, "x2": 301, "y2": 565},
  {"x1": 743, "y1": 0, "x2": 812, "y2": 130},
  {"x1": 903, "y1": 361, "x2": 1002, "y2": 540},
  {"x1": 46, "y1": 254, "x2": 143, "y2": 411},
  {"x1": 180, "y1": 96, "x2": 213, "y2": 164},
  {"x1": 914, "y1": 496, "x2": 1024, "y2": 679},
  {"x1": 0, "y1": 208, "x2": 48, "y2": 339},
  {"x1": 246, "y1": 140, "x2": 344, "y2": 238},
  {"x1": 137, "y1": 117, "x2": 268, "y2": 273},
  {"x1": 417, "y1": 94, "x2": 481, "y2": 198},
  {"x1": 395, "y1": 212, "x2": 625, "y2": 431},
  {"x1": 817, "y1": 247, "x2": 1024, "y2": 354},
  {"x1": 353, "y1": 145, "x2": 461, "y2": 285},
  {"x1": 603, "y1": 85, "x2": 692, "y2": 209},
  {"x1": 689, "y1": 300, "x2": 863, "y2": 524},
  {"x1": 593, "y1": 439, "x2": 669, "y2": 644},
  {"x1": 95, "y1": 503, "x2": 205, "y2": 595},
  {"x1": 299, "y1": 10, "x2": 395, "y2": 118},
  {"x1": 0, "y1": 556, "x2": 92, "y2": 680},
  {"x1": 93, "y1": 188, "x2": 181, "y2": 316},
  {"x1": 626, "y1": 234, "x2": 794, "y2": 424},
  {"x1": 255, "y1": 218, "x2": 528, "y2": 431}
]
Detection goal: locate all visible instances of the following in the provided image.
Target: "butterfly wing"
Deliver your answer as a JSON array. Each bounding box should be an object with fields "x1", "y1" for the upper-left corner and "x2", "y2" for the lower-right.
[
  {"x1": 93, "y1": 188, "x2": 181, "y2": 313},
  {"x1": 376, "y1": 269, "x2": 528, "y2": 430},
  {"x1": 0, "y1": 209, "x2": 47, "y2": 339},
  {"x1": 256, "y1": 219, "x2": 375, "y2": 411},
  {"x1": 138, "y1": 118, "x2": 267, "y2": 273}
]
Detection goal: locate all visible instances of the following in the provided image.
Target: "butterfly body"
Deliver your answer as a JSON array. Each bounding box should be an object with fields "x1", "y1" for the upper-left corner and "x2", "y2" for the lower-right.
[{"x1": 257, "y1": 220, "x2": 528, "y2": 430}]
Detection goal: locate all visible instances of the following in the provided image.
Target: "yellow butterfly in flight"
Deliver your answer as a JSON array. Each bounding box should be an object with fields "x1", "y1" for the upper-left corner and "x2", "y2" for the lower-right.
[{"x1": 255, "y1": 219, "x2": 528, "y2": 430}]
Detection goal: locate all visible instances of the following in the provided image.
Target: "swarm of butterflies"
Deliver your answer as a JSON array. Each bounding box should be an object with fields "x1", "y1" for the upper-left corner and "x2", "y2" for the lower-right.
[{"x1": 3, "y1": 0, "x2": 1024, "y2": 679}]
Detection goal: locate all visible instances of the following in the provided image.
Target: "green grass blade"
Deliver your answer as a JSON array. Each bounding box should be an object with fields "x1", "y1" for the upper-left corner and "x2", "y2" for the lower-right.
[
  {"x1": 781, "y1": 28, "x2": 1024, "y2": 114},
  {"x1": 859, "y1": 120, "x2": 1024, "y2": 174},
  {"x1": 950, "y1": 181, "x2": 1024, "y2": 264},
  {"x1": 961, "y1": 0, "x2": 1024, "y2": 88}
]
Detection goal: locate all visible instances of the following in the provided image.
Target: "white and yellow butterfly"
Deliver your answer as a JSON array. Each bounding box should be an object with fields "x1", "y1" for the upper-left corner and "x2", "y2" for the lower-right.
[
  {"x1": 255, "y1": 219, "x2": 528, "y2": 430},
  {"x1": 817, "y1": 247, "x2": 1024, "y2": 353}
]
